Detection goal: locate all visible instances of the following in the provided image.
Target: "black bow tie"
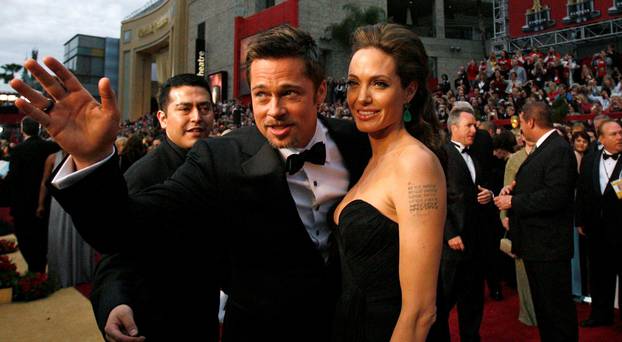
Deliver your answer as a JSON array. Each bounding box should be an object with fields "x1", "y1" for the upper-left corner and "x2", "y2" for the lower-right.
[
  {"x1": 453, "y1": 143, "x2": 471, "y2": 155},
  {"x1": 603, "y1": 153, "x2": 620, "y2": 161},
  {"x1": 285, "y1": 142, "x2": 326, "y2": 175}
]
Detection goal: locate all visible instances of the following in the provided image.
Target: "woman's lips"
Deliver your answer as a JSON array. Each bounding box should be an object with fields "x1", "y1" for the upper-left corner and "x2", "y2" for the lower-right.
[{"x1": 354, "y1": 109, "x2": 379, "y2": 121}]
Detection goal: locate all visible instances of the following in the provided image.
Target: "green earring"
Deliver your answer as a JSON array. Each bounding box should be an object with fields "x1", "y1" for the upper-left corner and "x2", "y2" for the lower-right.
[{"x1": 403, "y1": 105, "x2": 412, "y2": 123}]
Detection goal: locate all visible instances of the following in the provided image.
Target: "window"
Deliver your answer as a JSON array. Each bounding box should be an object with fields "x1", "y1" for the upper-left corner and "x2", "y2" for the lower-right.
[
  {"x1": 123, "y1": 30, "x2": 132, "y2": 43},
  {"x1": 389, "y1": 0, "x2": 434, "y2": 37}
]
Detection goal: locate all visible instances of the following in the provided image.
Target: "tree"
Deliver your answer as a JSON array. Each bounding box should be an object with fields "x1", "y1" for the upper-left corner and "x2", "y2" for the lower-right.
[
  {"x1": 326, "y1": 3, "x2": 386, "y2": 49},
  {"x1": 0, "y1": 63, "x2": 22, "y2": 84}
]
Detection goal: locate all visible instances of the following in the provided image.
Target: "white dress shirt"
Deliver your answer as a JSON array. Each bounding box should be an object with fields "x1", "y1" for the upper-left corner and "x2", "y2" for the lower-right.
[
  {"x1": 279, "y1": 119, "x2": 349, "y2": 261},
  {"x1": 451, "y1": 140, "x2": 476, "y2": 183},
  {"x1": 600, "y1": 150, "x2": 619, "y2": 194}
]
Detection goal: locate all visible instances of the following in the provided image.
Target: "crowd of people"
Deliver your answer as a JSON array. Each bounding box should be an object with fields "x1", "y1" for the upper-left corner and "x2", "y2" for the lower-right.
[
  {"x1": 434, "y1": 44, "x2": 622, "y2": 123},
  {"x1": 2, "y1": 21, "x2": 622, "y2": 342}
]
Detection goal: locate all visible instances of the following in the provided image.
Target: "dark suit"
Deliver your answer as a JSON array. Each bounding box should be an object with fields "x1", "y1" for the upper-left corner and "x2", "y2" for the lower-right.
[
  {"x1": 4, "y1": 136, "x2": 58, "y2": 272},
  {"x1": 49, "y1": 117, "x2": 370, "y2": 342},
  {"x1": 470, "y1": 130, "x2": 506, "y2": 292},
  {"x1": 90, "y1": 137, "x2": 220, "y2": 341},
  {"x1": 576, "y1": 149, "x2": 622, "y2": 322},
  {"x1": 510, "y1": 132, "x2": 578, "y2": 341},
  {"x1": 428, "y1": 141, "x2": 489, "y2": 342}
]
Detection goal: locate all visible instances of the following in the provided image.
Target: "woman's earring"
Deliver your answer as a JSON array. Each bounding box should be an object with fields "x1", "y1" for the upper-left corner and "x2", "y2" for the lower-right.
[{"x1": 403, "y1": 104, "x2": 412, "y2": 123}]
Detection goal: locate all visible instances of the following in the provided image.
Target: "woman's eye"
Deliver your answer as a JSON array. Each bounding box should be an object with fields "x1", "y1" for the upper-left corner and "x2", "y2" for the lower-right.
[
  {"x1": 373, "y1": 81, "x2": 389, "y2": 88},
  {"x1": 346, "y1": 80, "x2": 358, "y2": 88}
]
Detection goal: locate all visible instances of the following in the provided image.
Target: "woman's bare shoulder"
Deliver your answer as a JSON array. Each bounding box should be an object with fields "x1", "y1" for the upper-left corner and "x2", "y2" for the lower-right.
[{"x1": 394, "y1": 139, "x2": 440, "y2": 174}]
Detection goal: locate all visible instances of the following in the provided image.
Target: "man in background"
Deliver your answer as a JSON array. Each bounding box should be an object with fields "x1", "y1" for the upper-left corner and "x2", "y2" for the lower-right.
[
  {"x1": 429, "y1": 102, "x2": 493, "y2": 342},
  {"x1": 3, "y1": 117, "x2": 58, "y2": 273},
  {"x1": 576, "y1": 119, "x2": 622, "y2": 328},
  {"x1": 495, "y1": 102, "x2": 578, "y2": 341}
]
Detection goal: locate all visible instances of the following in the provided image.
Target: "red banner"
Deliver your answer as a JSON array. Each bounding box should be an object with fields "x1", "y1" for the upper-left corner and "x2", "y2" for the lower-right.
[{"x1": 508, "y1": 0, "x2": 622, "y2": 38}]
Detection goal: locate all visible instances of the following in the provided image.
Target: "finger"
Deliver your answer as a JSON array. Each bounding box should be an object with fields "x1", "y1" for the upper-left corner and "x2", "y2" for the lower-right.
[
  {"x1": 105, "y1": 327, "x2": 145, "y2": 342},
  {"x1": 43, "y1": 56, "x2": 83, "y2": 93},
  {"x1": 118, "y1": 313, "x2": 139, "y2": 337},
  {"x1": 99, "y1": 78, "x2": 118, "y2": 115},
  {"x1": 14, "y1": 98, "x2": 51, "y2": 127},
  {"x1": 23, "y1": 59, "x2": 67, "y2": 100},
  {"x1": 10, "y1": 79, "x2": 51, "y2": 109}
]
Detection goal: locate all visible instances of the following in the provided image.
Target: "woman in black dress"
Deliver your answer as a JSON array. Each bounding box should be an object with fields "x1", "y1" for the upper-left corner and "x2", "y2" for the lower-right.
[{"x1": 332, "y1": 23, "x2": 446, "y2": 341}]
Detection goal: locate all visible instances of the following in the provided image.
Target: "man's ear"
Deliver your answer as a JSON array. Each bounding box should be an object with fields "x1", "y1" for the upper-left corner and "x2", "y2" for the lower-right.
[
  {"x1": 156, "y1": 110, "x2": 167, "y2": 129},
  {"x1": 314, "y1": 80, "x2": 327, "y2": 106}
]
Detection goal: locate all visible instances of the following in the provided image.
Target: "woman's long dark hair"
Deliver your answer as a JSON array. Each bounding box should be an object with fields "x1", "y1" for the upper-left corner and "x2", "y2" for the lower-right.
[{"x1": 351, "y1": 23, "x2": 443, "y2": 159}]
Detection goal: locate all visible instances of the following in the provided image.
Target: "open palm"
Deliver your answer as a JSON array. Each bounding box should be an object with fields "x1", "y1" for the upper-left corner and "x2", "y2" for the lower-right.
[{"x1": 10, "y1": 57, "x2": 119, "y2": 169}]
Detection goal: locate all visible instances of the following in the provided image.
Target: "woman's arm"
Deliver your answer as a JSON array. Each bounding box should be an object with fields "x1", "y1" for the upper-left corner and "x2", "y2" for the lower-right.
[
  {"x1": 390, "y1": 149, "x2": 446, "y2": 342},
  {"x1": 36, "y1": 153, "x2": 56, "y2": 218}
]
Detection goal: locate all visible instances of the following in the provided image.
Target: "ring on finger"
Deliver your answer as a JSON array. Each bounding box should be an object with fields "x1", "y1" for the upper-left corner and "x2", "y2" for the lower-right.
[{"x1": 41, "y1": 98, "x2": 55, "y2": 113}]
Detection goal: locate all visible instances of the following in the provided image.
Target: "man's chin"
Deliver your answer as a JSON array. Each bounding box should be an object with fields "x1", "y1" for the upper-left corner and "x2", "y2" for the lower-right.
[{"x1": 266, "y1": 136, "x2": 298, "y2": 149}]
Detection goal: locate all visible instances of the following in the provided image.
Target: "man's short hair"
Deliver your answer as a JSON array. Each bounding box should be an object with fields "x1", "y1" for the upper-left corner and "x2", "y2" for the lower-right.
[
  {"x1": 158, "y1": 74, "x2": 212, "y2": 111},
  {"x1": 521, "y1": 101, "x2": 553, "y2": 128},
  {"x1": 244, "y1": 25, "x2": 324, "y2": 91},
  {"x1": 20, "y1": 116, "x2": 40, "y2": 136},
  {"x1": 447, "y1": 101, "x2": 475, "y2": 127},
  {"x1": 597, "y1": 119, "x2": 621, "y2": 137}
]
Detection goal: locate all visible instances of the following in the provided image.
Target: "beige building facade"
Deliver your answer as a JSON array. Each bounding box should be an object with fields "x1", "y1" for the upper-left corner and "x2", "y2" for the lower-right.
[{"x1": 119, "y1": 0, "x2": 188, "y2": 120}]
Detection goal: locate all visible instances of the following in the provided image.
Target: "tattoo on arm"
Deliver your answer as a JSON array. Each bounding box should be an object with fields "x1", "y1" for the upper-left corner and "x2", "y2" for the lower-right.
[{"x1": 408, "y1": 183, "x2": 439, "y2": 214}]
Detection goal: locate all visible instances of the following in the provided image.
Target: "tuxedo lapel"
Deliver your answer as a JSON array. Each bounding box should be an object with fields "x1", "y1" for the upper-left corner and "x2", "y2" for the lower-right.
[
  {"x1": 607, "y1": 157, "x2": 622, "y2": 187},
  {"x1": 241, "y1": 140, "x2": 286, "y2": 178},
  {"x1": 592, "y1": 149, "x2": 603, "y2": 195},
  {"x1": 448, "y1": 143, "x2": 475, "y2": 185}
]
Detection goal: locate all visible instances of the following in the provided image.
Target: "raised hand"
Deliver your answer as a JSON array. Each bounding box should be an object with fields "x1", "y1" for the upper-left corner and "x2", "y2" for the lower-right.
[{"x1": 10, "y1": 57, "x2": 119, "y2": 169}]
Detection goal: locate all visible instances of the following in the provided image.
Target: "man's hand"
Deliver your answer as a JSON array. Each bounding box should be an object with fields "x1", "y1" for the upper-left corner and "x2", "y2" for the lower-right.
[
  {"x1": 477, "y1": 185, "x2": 493, "y2": 204},
  {"x1": 104, "y1": 305, "x2": 145, "y2": 342},
  {"x1": 499, "y1": 180, "x2": 516, "y2": 196},
  {"x1": 448, "y1": 236, "x2": 465, "y2": 251},
  {"x1": 501, "y1": 217, "x2": 510, "y2": 231},
  {"x1": 494, "y1": 195, "x2": 512, "y2": 210},
  {"x1": 10, "y1": 57, "x2": 119, "y2": 170}
]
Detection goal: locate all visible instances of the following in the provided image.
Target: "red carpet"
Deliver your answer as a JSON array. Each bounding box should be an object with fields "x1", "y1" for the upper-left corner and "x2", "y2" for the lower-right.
[
  {"x1": 449, "y1": 285, "x2": 622, "y2": 341},
  {"x1": 74, "y1": 282, "x2": 92, "y2": 298}
]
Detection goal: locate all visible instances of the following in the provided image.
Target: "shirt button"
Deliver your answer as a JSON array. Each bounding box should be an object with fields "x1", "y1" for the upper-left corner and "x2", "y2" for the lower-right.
[
  {"x1": 315, "y1": 206, "x2": 320, "y2": 211},
  {"x1": 313, "y1": 181, "x2": 318, "y2": 187}
]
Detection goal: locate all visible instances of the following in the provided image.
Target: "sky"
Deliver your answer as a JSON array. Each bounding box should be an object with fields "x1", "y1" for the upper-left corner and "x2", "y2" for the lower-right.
[{"x1": 0, "y1": 0, "x2": 147, "y2": 91}]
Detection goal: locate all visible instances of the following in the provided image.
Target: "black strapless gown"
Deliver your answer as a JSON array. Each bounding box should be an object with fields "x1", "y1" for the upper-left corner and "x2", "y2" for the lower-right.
[{"x1": 333, "y1": 200, "x2": 401, "y2": 342}]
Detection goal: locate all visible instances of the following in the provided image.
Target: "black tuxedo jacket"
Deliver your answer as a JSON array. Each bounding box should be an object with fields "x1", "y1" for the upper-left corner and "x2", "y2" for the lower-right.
[
  {"x1": 575, "y1": 149, "x2": 622, "y2": 245},
  {"x1": 90, "y1": 137, "x2": 221, "y2": 341},
  {"x1": 442, "y1": 142, "x2": 488, "y2": 260},
  {"x1": 3, "y1": 136, "x2": 58, "y2": 217},
  {"x1": 50, "y1": 117, "x2": 370, "y2": 342},
  {"x1": 509, "y1": 132, "x2": 577, "y2": 261}
]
